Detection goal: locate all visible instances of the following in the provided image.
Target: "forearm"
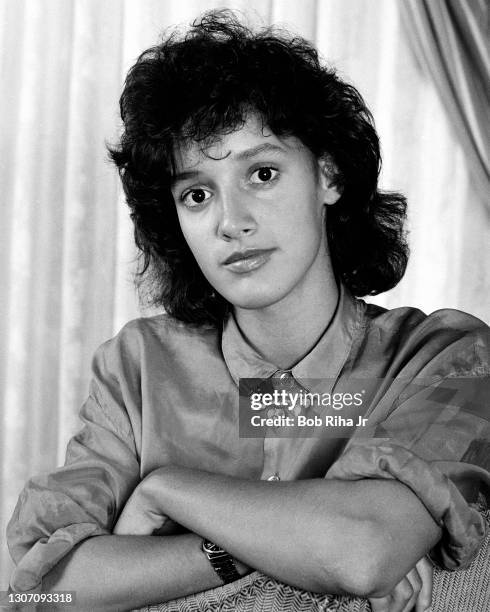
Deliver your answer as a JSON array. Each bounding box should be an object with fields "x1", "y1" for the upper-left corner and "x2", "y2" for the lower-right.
[
  {"x1": 155, "y1": 470, "x2": 441, "y2": 596},
  {"x1": 41, "y1": 533, "x2": 240, "y2": 611}
]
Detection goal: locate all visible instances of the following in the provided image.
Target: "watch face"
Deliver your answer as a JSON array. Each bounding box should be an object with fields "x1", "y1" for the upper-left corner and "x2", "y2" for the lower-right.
[{"x1": 203, "y1": 540, "x2": 225, "y2": 554}]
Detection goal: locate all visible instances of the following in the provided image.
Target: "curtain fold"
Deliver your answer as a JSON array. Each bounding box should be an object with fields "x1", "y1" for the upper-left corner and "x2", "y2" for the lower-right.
[{"x1": 400, "y1": 0, "x2": 490, "y2": 204}]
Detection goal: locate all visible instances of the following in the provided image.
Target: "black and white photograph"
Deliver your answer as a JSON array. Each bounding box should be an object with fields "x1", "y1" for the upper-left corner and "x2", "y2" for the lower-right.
[{"x1": 0, "y1": 1, "x2": 489, "y2": 611}]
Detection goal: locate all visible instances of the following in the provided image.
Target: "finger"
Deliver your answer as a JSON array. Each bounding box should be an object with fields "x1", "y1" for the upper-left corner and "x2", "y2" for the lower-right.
[
  {"x1": 414, "y1": 557, "x2": 433, "y2": 612},
  {"x1": 389, "y1": 576, "x2": 414, "y2": 612},
  {"x1": 368, "y1": 577, "x2": 413, "y2": 612},
  {"x1": 368, "y1": 595, "x2": 391, "y2": 612},
  {"x1": 401, "y1": 567, "x2": 422, "y2": 612}
]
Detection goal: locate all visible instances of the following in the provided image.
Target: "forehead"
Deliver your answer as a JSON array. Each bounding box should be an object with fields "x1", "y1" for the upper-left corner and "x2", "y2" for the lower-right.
[{"x1": 172, "y1": 114, "x2": 311, "y2": 172}]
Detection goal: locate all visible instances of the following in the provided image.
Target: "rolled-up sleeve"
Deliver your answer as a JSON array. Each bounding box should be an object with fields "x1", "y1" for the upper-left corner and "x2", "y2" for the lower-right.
[
  {"x1": 326, "y1": 374, "x2": 490, "y2": 570},
  {"x1": 7, "y1": 345, "x2": 141, "y2": 592}
]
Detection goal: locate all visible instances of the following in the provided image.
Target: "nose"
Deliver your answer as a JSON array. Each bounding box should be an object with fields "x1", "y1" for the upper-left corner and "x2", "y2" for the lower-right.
[{"x1": 216, "y1": 188, "x2": 257, "y2": 241}]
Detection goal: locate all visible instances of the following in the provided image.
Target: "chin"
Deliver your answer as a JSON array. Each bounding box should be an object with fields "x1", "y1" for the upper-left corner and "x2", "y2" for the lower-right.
[{"x1": 222, "y1": 286, "x2": 289, "y2": 311}]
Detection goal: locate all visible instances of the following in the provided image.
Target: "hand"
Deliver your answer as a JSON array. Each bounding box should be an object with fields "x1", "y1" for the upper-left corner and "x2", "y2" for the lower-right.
[
  {"x1": 368, "y1": 556, "x2": 432, "y2": 612},
  {"x1": 113, "y1": 472, "x2": 180, "y2": 535}
]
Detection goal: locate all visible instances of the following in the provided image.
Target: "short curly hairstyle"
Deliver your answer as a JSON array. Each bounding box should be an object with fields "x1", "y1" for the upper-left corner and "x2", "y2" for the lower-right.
[{"x1": 109, "y1": 9, "x2": 409, "y2": 327}]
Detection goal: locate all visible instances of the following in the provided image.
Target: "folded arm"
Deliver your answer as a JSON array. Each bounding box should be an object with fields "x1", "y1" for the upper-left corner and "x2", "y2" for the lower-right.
[
  {"x1": 41, "y1": 532, "x2": 248, "y2": 612},
  {"x1": 40, "y1": 469, "x2": 439, "y2": 610},
  {"x1": 11, "y1": 341, "x2": 486, "y2": 609},
  {"x1": 114, "y1": 466, "x2": 442, "y2": 597}
]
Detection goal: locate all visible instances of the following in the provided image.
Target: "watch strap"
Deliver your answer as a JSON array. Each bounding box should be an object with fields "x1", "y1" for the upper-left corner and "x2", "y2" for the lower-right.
[{"x1": 202, "y1": 540, "x2": 241, "y2": 584}]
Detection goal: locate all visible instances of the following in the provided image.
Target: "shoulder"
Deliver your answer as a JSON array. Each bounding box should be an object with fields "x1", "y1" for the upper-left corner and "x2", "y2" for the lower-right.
[
  {"x1": 92, "y1": 314, "x2": 220, "y2": 376},
  {"x1": 115, "y1": 313, "x2": 218, "y2": 348},
  {"x1": 360, "y1": 302, "x2": 489, "y2": 377},
  {"x1": 364, "y1": 302, "x2": 489, "y2": 341}
]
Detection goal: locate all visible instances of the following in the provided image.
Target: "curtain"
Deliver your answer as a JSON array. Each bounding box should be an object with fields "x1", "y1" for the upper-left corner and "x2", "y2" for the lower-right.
[
  {"x1": 400, "y1": 0, "x2": 489, "y2": 205},
  {"x1": 1, "y1": 0, "x2": 489, "y2": 589}
]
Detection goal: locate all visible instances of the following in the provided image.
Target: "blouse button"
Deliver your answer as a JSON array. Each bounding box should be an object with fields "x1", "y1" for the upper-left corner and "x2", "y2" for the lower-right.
[
  {"x1": 277, "y1": 371, "x2": 295, "y2": 388},
  {"x1": 267, "y1": 473, "x2": 281, "y2": 481}
]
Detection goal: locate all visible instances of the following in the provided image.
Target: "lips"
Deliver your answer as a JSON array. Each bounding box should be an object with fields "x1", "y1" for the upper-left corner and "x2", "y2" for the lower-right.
[
  {"x1": 222, "y1": 248, "x2": 275, "y2": 273},
  {"x1": 222, "y1": 248, "x2": 274, "y2": 265}
]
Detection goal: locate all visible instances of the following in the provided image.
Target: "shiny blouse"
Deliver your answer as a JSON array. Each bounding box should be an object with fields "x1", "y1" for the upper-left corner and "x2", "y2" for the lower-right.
[{"x1": 7, "y1": 285, "x2": 490, "y2": 591}]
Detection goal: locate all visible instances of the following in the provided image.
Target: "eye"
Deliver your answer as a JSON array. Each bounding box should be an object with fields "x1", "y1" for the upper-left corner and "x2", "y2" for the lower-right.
[
  {"x1": 181, "y1": 188, "x2": 212, "y2": 207},
  {"x1": 250, "y1": 167, "x2": 279, "y2": 184}
]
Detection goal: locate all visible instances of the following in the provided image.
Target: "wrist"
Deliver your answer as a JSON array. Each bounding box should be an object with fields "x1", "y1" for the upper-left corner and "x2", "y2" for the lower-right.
[
  {"x1": 202, "y1": 539, "x2": 243, "y2": 584},
  {"x1": 233, "y1": 558, "x2": 252, "y2": 577}
]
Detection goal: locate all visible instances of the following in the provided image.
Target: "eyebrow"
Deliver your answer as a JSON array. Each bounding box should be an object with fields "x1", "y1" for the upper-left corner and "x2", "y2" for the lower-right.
[
  {"x1": 234, "y1": 143, "x2": 287, "y2": 160},
  {"x1": 171, "y1": 170, "x2": 201, "y2": 186}
]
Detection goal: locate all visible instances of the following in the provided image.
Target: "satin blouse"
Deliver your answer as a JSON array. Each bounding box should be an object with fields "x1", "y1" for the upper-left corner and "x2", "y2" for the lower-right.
[{"x1": 7, "y1": 285, "x2": 490, "y2": 591}]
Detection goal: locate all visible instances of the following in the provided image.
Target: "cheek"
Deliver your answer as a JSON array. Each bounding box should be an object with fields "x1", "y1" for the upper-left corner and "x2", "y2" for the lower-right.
[
  {"x1": 186, "y1": 236, "x2": 211, "y2": 269},
  {"x1": 278, "y1": 196, "x2": 325, "y2": 248},
  {"x1": 177, "y1": 218, "x2": 213, "y2": 269}
]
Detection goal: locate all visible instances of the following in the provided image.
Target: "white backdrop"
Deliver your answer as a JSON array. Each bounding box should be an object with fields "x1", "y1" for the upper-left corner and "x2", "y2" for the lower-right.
[{"x1": 1, "y1": 0, "x2": 489, "y2": 589}]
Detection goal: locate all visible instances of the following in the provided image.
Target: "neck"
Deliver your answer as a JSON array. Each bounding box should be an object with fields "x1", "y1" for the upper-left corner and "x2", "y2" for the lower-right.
[{"x1": 233, "y1": 264, "x2": 339, "y2": 370}]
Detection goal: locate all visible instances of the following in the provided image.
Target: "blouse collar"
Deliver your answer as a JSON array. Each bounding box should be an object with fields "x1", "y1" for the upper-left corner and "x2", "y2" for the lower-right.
[{"x1": 221, "y1": 283, "x2": 366, "y2": 393}]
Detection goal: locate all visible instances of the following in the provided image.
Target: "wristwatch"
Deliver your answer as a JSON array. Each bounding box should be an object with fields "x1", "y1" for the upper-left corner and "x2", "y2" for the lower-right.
[{"x1": 202, "y1": 539, "x2": 241, "y2": 584}]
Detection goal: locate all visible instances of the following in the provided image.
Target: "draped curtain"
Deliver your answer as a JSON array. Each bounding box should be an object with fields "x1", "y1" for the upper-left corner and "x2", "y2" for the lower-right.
[
  {"x1": 1, "y1": 0, "x2": 488, "y2": 589},
  {"x1": 401, "y1": 0, "x2": 489, "y2": 205}
]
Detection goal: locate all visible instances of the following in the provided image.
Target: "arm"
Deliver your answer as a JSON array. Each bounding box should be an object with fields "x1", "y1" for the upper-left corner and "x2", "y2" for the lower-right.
[
  {"x1": 8, "y1": 347, "x2": 249, "y2": 611},
  {"x1": 39, "y1": 473, "x2": 432, "y2": 612},
  {"x1": 114, "y1": 465, "x2": 442, "y2": 598},
  {"x1": 41, "y1": 533, "x2": 249, "y2": 612}
]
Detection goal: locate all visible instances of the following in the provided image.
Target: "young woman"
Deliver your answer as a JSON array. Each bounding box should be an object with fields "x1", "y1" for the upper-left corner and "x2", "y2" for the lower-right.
[{"x1": 7, "y1": 11, "x2": 489, "y2": 612}]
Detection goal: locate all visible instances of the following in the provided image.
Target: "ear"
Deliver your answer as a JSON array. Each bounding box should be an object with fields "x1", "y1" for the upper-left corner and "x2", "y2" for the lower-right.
[{"x1": 318, "y1": 157, "x2": 342, "y2": 205}]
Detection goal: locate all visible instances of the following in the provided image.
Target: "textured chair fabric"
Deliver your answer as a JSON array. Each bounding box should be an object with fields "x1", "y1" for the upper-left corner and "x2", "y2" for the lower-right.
[
  {"x1": 143, "y1": 574, "x2": 369, "y2": 612},
  {"x1": 136, "y1": 504, "x2": 489, "y2": 612},
  {"x1": 431, "y1": 506, "x2": 490, "y2": 612}
]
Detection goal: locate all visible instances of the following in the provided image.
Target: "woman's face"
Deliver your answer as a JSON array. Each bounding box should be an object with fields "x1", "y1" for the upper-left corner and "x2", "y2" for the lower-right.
[{"x1": 171, "y1": 115, "x2": 340, "y2": 313}]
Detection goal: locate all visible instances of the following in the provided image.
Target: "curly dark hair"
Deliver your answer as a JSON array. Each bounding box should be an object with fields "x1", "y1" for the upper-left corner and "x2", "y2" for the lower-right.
[{"x1": 109, "y1": 10, "x2": 409, "y2": 327}]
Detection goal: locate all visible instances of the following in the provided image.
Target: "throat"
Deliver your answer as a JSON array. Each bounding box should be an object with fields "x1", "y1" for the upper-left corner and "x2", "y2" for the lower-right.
[
  {"x1": 256, "y1": 321, "x2": 328, "y2": 370},
  {"x1": 234, "y1": 283, "x2": 339, "y2": 370}
]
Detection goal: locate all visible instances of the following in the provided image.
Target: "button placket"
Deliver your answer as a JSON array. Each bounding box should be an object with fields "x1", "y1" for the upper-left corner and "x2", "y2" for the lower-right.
[{"x1": 261, "y1": 371, "x2": 301, "y2": 483}]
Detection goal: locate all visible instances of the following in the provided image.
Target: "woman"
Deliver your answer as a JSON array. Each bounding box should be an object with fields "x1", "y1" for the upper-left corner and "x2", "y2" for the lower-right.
[{"x1": 7, "y1": 11, "x2": 489, "y2": 612}]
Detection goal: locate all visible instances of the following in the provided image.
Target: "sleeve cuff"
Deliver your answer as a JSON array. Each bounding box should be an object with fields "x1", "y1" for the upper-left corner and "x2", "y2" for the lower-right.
[{"x1": 9, "y1": 523, "x2": 109, "y2": 592}]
